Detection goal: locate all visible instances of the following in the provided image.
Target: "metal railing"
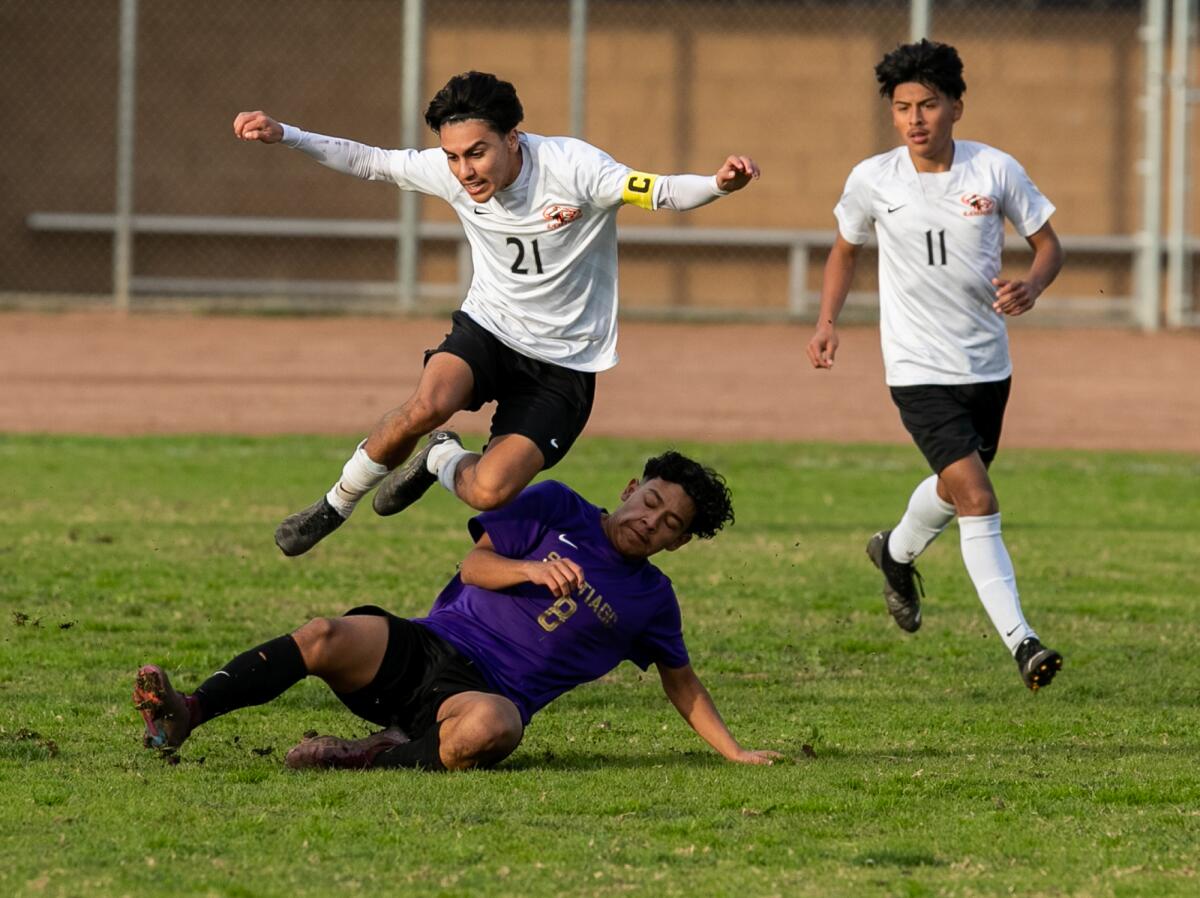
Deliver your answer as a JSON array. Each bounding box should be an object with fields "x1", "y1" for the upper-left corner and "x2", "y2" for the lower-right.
[{"x1": 27, "y1": 211, "x2": 1166, "y2": 322}]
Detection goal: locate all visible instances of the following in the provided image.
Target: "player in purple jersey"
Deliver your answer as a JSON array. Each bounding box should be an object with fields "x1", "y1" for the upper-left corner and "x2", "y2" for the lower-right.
[{"x1": 133, "y1": 452, "x2": 783, "y2": 771}]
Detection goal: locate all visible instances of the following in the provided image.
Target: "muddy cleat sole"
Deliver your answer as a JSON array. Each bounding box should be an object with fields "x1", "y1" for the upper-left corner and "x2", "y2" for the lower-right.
[
  {"x1": 275, "y1": 497, "x2": 346, "y2": 557},
  {"x1": 372, "y1": 430, "x2": 462, "y2": 517},
  {"x1": 285, "y1": 727, "x2": 410, "y2": 770},
  {"x1": 133, "y1": 665, "x2": 192, "y2": 753},
  {"x1": 1015, "y1": 637, "x2": 1063, "y2": 691},
  {"x1": 866, "y1": 529, "x2": 924, "y2": 633}
]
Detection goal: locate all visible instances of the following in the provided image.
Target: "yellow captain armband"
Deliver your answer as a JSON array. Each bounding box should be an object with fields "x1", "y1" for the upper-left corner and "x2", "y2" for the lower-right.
[{"x1": 621, "y1": 171, "x2": 659, "y2": 210}]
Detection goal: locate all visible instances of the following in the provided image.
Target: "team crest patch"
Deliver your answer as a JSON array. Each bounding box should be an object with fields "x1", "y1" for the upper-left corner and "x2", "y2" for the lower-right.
[
  {"x1": 961, "y1": 193, "x2": 996, "y2": 216},
  {"x1": 543, "y1": 204, "x2": 582, "y2": 230}
]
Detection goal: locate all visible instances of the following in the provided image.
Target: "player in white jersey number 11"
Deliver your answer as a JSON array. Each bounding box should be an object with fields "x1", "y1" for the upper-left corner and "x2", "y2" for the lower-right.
[
  {"x1": 233, "y1": 71, "x2": 760, "y2": 558},
  {"x1": 804, "y1": 41, "x2": 1066, "y2": 691}
]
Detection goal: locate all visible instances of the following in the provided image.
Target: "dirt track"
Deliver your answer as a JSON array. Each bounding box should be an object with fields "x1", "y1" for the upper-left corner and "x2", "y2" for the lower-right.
[{"x1": 1, "y1": 311, "x2": 1197, "y2": 453}]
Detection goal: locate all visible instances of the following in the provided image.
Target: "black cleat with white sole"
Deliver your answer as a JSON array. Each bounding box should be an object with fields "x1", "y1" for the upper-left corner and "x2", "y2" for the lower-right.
[
  {"x1": 275, "y1": 497, "x2": 346, "y2": 557},
  {"x1": 866, "y1": 529, "x2": 925, "y2": 633},
  {"x1": 1014, "y1": 637, "x2": 1063, "y2": 691}
]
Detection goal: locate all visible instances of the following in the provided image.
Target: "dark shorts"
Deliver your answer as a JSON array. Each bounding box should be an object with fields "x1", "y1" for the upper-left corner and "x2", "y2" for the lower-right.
[
  {"x1": 334, "y1": 605, "x2": 495, "y2": 737},
  {"x1": 889, "y1": 377, "x2": 1012, "y2": 474},
  {"x1": 426, "y1": 310, "x2": 596, "y2": 469}
]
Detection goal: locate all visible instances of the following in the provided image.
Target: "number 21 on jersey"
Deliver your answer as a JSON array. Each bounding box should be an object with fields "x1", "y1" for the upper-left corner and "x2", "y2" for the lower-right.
[{"x1": 507, "y1": 237, "x2": 544, "y2": 275}]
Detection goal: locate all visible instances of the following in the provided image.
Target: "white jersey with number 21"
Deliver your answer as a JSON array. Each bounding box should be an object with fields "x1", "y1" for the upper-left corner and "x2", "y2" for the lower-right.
[{"x1": 282, "y1": 127, "x2": 679, "y2": 373}]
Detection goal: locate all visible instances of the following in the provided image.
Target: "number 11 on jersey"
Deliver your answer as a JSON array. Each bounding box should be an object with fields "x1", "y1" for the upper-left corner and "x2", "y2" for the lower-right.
[{"x1": 925, "y1": 229, "x2": 947, "y2": 266}]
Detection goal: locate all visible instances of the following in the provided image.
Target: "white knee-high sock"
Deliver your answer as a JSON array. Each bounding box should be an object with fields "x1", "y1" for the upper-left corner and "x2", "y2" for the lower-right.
[
  {"x1": 888, "y1": 475, "x2": 957, "y2": 563},
  {"x1": 325, "y1": 440, "x2": 389, "y2": 518},
  {"x1": 958, "y1": 513, "x2": 1034, "y2": 653}
]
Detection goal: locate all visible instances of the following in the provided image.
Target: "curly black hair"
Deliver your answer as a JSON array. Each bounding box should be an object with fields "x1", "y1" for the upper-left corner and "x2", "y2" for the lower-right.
[
  {"x1": 425, "y1": 71, "x2": 524, "y2": 134},
  {"x1": 875, "y1": 39, "x2": 966, "y2": 101},
  {"x1": 642, "y1": 450, "x2": 734, "y2": 540}
]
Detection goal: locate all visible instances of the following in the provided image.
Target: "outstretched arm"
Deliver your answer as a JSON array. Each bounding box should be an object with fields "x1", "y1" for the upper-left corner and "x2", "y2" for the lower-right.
[
  {"x1": 657, "y1": 662, "x2": 782, "y2": 765},
  {"x1": 652, "y1": 155, "x2": 760, "y2": 211},
  {"x1": 459, "y1": 533, "x2": 584, "y2": 598},
  {"x1": 232, "y1": 109, "x2": 399, "y2": 182},
  {"x1": 805, "y1": 234, "x2": 861, "y2": 370},
  {"x1": 991, "y1": 221, "x2": 1064, "y2": 316}
]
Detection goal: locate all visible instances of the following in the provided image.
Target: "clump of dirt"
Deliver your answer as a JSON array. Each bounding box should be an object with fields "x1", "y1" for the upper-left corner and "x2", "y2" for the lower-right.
[{"x1": 7, "y1": 728, "x2": 59, "y2": 757}]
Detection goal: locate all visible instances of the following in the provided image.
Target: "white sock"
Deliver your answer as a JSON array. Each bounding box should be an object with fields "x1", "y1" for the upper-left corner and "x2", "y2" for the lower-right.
[
  {"x1": 958, "y1": 513, "x2": 1035, "y2": 653},
  {"x1": 425, "y1": 437, "x2": 464, "y2": 475},
  {"x1": 425, "y1": 437, "x2": 473, "y2": 495},
  {"x1": 888, "y1": 475, "x2": 956, "y2": 563},
  {"x1": 437, "y1": 450, "x2": 472, "y2": 494},
  {"x1": 325, "y1": 440, "x2": 389, "y2": 518}
]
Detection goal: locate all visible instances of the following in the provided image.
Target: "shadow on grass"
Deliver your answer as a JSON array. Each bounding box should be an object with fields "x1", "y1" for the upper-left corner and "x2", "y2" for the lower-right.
[
  {"x1": 500, "y1": 749, "x2": 766, "y2": 772},
  {"x1": 811, "y1": 741, "x2": 1200, "y2": 763},
  {"x1": 852, "y1": 848, "x2": 945, "y2": 868}
]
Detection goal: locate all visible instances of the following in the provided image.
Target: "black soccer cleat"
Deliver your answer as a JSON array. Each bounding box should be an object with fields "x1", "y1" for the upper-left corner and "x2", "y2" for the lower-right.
[
  {"x1": 372, "y1": 430, "x2": 462, "y2": 517},
  {"x1": 133, "y1": 664, "x2": 193, "y2": 753},
  {"x1": 285, "y1": 727, "x2": 410, "y2": 770},
  {"x1": 866, "y1": 529, "x2": 925, "y2": 633},
  {"x1": 1014, "y1": 637, "x2": 1063, "y2": 691},
  {"x1": 275, "y1": 497, "x2": 346, "y2": 557}
]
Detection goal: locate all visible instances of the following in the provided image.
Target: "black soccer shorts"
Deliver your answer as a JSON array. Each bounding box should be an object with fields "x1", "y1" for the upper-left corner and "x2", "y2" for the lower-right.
[
  {"x1": 334, "y1": 605, "x2": 497, "y2": 737},
  {"x1": 425, "y1": 310, "x2": 595, "y2": 469},
  {"x1": 888, "y1": 377, "x2": 1012, "y2": 474}
]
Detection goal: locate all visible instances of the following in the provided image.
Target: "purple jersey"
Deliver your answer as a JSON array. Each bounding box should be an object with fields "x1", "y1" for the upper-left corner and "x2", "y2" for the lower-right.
[{"x1": 415, "y1": 481, "x2": 689, "y2": 724}]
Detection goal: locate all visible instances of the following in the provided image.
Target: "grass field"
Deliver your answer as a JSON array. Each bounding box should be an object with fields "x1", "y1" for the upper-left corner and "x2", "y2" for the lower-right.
[{"x1": 1, "y1": 434, "x2": 1198, "y2": 898}]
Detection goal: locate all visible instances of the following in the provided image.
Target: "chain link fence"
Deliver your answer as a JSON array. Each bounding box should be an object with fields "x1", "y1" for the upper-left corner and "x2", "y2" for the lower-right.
[{"x1": 1, "y1": 0, "x2": 1194, "y2": 326}]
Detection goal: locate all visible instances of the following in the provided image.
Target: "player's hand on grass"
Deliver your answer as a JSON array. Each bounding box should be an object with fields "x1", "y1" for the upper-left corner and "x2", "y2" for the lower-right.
[
  {"x1": 525, "y1": 557, "x2": 585, "y2": 598},
  {"x1": 730, "y1": 748, "x2": 785, "y2": 766},
  {"x1": 991, "y1": 277, "x2": 1039, "y2": 316},
  {"x1": 715, "y1": 155, "x2": 760, "y2": 192},
  {"x1": 233, "y1": 111, "x2": 284, "y2": 144},
  {"x1": 806, "y1": 324, "x2": 839, "y2": 369}
]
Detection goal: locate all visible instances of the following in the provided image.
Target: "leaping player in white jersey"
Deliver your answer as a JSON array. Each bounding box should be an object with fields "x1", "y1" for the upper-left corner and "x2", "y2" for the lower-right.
[
  {"x1": 233, "y1": 71, "x2": 760, "y2": 557},
  {"x1": 805, "y1": 41, "x2": 1066, "y2": 691}
]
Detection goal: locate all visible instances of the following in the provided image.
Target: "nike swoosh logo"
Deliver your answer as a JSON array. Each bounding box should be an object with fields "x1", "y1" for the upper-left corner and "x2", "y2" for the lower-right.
[
  {"x1": 558, "y1": 534, "x2": 578, "y2": 549},
  {"x1": 887, "y1": 205, "x2": 906, "y2": 214},
  {"x1": 1005, "y1": 624, "x2": 1021, "y2": 637},
  {"x1": 473, "y1": 207, "x2": 489, "y2": 215},
  {"x1": 550, "y1": 438, "x2": 560, "y2": 449}
]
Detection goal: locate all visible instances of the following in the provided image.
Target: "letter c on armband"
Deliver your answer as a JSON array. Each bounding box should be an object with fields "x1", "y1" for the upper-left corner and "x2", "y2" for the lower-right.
[{"x1": 622, "y1": 171, "x2": 658, "y2": 210}]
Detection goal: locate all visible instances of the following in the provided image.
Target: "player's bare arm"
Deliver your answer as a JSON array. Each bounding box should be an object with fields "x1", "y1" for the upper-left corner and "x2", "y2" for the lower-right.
[
  {"x1": 991, "y1": 222, "x2": 1064, "y2": 316},
  {"x1": 657, "y1": 662, "x2": 784, "y2": 766},
  {"x1": 233, "y1": 110, "x2": 283, "y2": 144},
  {"x1": 807, "y1": 234, "x2": 862, "y2": 369},
  {"x1": 714, "y1": 155, "x2": 761, "y2": 192},
  {"x1": 459, "y1": 532, "x2": 585, "y2": 598}
]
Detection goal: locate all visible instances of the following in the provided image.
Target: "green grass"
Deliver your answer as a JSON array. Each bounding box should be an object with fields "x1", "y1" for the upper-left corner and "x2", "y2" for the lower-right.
[{"x1": 1, "y1": 434, "x2": 1198, "y2": 898}]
